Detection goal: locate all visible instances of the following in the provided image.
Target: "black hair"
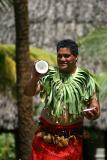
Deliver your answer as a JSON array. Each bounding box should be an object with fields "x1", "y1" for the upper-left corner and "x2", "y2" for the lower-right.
[{"x1": 57, "y1": 39, "x2": 78, "y2": 55}]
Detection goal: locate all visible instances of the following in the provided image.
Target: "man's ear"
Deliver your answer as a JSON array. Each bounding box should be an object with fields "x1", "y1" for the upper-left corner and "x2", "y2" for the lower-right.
[{"x1": 74, "y1": 54, "x2": 78, "y2": 61}]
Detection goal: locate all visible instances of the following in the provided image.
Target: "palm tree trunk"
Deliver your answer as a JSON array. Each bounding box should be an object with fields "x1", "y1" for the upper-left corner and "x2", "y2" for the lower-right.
[{"x1": 13, "y1": 0, "x2": 35, "y2": 159}]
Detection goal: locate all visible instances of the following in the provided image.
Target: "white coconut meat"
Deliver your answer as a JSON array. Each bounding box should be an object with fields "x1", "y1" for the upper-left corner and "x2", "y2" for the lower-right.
[{"x1": 35, "y1": 60, "x2": 49, "y2": 74}]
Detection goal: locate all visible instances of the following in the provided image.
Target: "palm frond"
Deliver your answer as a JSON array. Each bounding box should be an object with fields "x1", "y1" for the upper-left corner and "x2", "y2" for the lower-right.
[
  {"x1": 40, "y1": 66, "x2": 97, "y2": 121},
  {"x1": 78, "y1": 27, "x2": 107, "y2": 70},
  {"x1": 96, "y1": 71, "x2": 107, "y2": 100}
]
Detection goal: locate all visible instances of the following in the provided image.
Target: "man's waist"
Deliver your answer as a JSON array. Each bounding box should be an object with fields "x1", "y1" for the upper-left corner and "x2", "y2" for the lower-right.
[
  {"x1": 39, "y1": 117, "x2": 83, "y2": 137},
  {"x1": 41, "y1": 127, "x2": 83, "y2": 138}
]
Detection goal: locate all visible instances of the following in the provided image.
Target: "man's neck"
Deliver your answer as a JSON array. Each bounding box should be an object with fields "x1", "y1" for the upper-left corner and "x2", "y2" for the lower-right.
[{"x1": 70, "y1": 65, "x2": 77, "y2": 74}]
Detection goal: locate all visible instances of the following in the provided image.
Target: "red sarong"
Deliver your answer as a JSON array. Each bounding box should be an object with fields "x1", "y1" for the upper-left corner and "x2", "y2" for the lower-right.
[{"x1": 30, "y1": 119, "x2": 83, "y2": 160}]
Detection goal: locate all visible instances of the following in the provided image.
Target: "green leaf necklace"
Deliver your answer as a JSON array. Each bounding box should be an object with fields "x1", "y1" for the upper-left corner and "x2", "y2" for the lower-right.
[{"x1": 41, "y1": 66, "x2": 96, "y2": 120}]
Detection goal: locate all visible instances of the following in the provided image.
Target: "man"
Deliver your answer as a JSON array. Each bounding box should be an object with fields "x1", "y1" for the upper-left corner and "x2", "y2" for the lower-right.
[{"x1": 24, "y1": 39, "x2": 100, "y2": 160}]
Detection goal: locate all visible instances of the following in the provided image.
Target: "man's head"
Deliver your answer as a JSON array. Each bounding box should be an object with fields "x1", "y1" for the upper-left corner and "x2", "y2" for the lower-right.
[{"x1": 57, "y1": 39, "x2": 79, "y2": 73}]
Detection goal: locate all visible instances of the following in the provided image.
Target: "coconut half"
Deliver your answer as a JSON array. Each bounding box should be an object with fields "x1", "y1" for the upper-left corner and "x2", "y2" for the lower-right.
[{"x1": 35, "y1": 60, "x2": 49, "y2": 74}]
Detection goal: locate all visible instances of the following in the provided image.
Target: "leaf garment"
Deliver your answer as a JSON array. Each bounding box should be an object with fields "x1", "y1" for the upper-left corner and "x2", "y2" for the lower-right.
[{"x1": 40, "y1": 66, "x2": 98, "y2": 121}]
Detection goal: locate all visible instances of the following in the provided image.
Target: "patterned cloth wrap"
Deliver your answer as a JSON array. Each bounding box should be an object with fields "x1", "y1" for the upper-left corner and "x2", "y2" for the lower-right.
[{"x1": 30, "y1": 117, "x2": 83, "y2": 160}]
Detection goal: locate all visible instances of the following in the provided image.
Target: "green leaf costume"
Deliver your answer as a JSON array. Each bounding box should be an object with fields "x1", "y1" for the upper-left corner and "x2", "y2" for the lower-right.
[{"x1": 40, "y1": 66, "x2": 98, "y2": 122}]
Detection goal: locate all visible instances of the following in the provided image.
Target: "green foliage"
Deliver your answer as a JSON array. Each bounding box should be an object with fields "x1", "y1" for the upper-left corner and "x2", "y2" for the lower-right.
[
  {"x1": 30, "y1": 47, "x2": 57, "y2": 65},
  {"x1": 40, "y1": 67, "x2": 97, "y2": 120},
  {"x1": 0, "y1": 133, "x2": 15, "y2": 160},
  {"x1": 0, "y1": 48, "x2": 16, "y2": 92},
  {"x1": 78, "y1": 27, "x2": 107, "y2": 70},
  {"x1": 0, "y1": 44, "x2": 15, "y2": 59},
  {"x1": 95, "y1": 71, "x2": 107, "y2": 100},
  {"x1": 0, "y1": 44, "x2": 56, "y2": 94},
  {"x1": 78, "y1": 27, "x2": 107, "y2": 101}
]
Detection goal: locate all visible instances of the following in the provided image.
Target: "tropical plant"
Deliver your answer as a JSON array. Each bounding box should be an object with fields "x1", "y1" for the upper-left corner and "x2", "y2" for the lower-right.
[
  {"x1": 78, "y1": 27, "x2": 107, "y2": 102},
  {"x1": 0, "y1": 133, "x2": 15, "y2": 160},
  {"x1": 0, "y1": 44, "x2": 56, "y2": 94},
  {"x1": 95, "y1": 71, "x2": 107, "y2": 101},
  {"x1": 0, "y1": 47, "x2": 16, "y2": 93},
  {"x1": 78, "y1": 27, "x2": 107, "y2": 72}
]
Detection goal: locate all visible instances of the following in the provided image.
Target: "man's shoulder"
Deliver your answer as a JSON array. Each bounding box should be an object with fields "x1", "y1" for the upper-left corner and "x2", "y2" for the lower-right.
[
  {"x1": 47, "y1": 65, "x2": 58, "y2": 75},
  {"x1": 78, "y1": 67, "x2": 99, "y2": 87},
  {"x1": 78, "y1": 67, "x2": 91, "y2": 76},
  {"x1": 41, "y1": 65, "x2": 57, "y2": 80},
  {"x1": 48, "y1": 65, "x2": 57, "y2": 71},
  {"x1": 77, "y1": 67, "x2": 97, "y2": 83}
]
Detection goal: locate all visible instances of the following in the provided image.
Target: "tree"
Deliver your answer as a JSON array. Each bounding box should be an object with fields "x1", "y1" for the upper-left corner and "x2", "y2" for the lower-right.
[{"x1": 13, "y1": 0, "x2": 35, "y2": 159}]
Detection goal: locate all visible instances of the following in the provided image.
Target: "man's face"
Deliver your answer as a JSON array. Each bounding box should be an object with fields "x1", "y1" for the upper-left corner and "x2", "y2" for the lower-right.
[{"x1": 57, "y1": 48, "x2": 77, "y2": 73}]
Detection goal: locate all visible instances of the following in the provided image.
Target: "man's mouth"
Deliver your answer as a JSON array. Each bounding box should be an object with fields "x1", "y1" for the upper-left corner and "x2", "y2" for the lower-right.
[
  {"x1": 58, "y1": 63, "x2": 68, "y2": 68},
  {"x1": 59, "y1": 62, "x2": 67, "y2": 65}
]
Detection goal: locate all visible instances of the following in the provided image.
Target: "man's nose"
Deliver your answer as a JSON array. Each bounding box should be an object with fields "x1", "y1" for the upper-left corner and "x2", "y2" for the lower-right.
[{"x1": 60, "y1": 56, "x2": 66, "y2": 61}]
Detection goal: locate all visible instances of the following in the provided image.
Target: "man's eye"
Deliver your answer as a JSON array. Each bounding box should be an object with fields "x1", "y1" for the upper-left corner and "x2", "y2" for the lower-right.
[
  {"x1": 64, "y1": 55, "x2": 70, "y2": 58},
  {"x1": 58, "y1": 55, "x2": 70, "y2": 58}
]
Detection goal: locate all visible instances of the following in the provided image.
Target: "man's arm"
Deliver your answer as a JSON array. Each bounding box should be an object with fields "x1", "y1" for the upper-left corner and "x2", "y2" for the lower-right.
[
  {"x1": 83, "y1": 93, "x2": 100, "y2": 120},
  {"x1": 24, "y1": 63, "x2": 42, "y2": 96},
  {"x1": 24, "y1": 76, "x2": 41, "y2": 96}
]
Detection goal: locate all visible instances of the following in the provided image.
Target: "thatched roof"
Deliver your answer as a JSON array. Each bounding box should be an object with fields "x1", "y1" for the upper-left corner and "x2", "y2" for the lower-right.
[
  {"x1": 0, "y1": 93, "x2": 40, "y2": 131},
  {"x1": 0, "y1": 94, "x2": 18, "y2": 131}
]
